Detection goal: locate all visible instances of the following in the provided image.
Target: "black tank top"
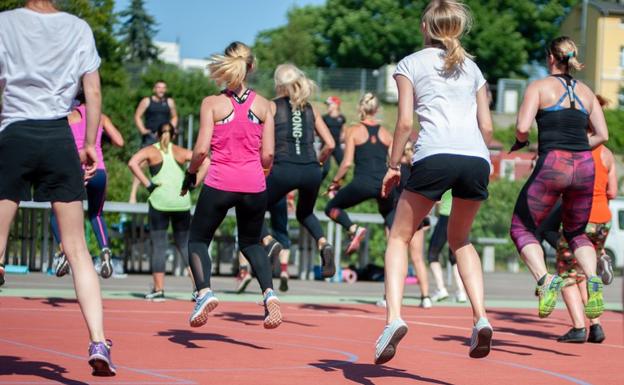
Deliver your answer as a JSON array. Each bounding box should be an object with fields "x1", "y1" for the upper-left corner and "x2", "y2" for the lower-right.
[
  {"x1": 322, "y1": 113, "x2": 345, "y2": 143},
  {"x1": 145, "y1": 97, "x2": 171, "y2": 133},
  {"x1": 274, "y1": 97, "x2": 317, "y2": 164},
  {"x1": 535, "y1": 74, "x2": 590, "y2": 155},
  {"x1": 354, "y1": 123, "x2": 388, "y2": 183}
]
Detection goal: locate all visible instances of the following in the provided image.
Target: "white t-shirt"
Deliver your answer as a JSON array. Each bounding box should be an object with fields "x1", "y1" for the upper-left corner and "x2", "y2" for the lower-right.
[
  {"x1": 0, "y1": 8, "x2": 101, "y2": 132},
  {"x1": 394, "y1": 47, "x2": 490, "y2": 166}
]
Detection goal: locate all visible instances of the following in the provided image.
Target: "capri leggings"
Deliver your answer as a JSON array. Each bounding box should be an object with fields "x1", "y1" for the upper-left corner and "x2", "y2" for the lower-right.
[
  {"x1": 268, "y1": 196, "x2": 291, "y2": 248},
  {"x1": 510, "y1": 150, "x2": 594, "y2": 253},
  {"x1": 148, "y1": 204, "x2": 190, "y2": 273},
  {"x1": 261, "y1": 162, "x2": 324, "y2": 242},
  {"x1": 189, "y1": 185, "x2": 273, "y2": 292},
  {"x1": 427, "y1": 215, "x2": 457, "y2": 265},
  {"x1": 325, "y1": 176, "x2": 396, "y2": 229},
  {"x1": 50, "y1": 168, "x2": 109, "y2": 249}
]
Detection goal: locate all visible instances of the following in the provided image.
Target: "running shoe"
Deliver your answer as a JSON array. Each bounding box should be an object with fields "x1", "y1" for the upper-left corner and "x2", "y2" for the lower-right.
[
  {"x1": 264, "y1": 238, "x2": 283, "y2": 262},
  {"x1": 88, "y1": 339, "x2": 116, "y2": 376},
  {"x1": 374, "y1": 318, "x2": 408, "y2": 365},
  {"x1": 557, "y1": 327, "x2": 586, "y2": 343},
  {"x1": 455, "y1": 291, "x2": 467, "y2": 303},
  {"x1": 320, "y1": 243, "x2": 336, "y2": 278},
  {"x1": 263, "y1": 289, "x2": 282, "y2": 329},
  {"x1": 0, "y1": 263, "x2": 4, "y2": 286},
  {"x1": 375, "y1": 298, "x2": 387, "y2": 308},
  {"x1": 469, "y1": 318, "x2": 493, "y2": 358},
  {"x1": 585, "y1": 276, "x2": 604, "y2": 319},
  {"x1": 588, "y1": 324, "x2": 605, "y2": 344},
  {"x1": 54, "y1": 251, "x2": 70, "y2": 277},
  {"x1": 189, "y1": 290, "x2": 219, "y2": 327},
  {"x1": 431, "y1": 288, "x2": 449, "y2": 302},
  {"x1": 145, "y1": 289, "x2": 165, "y2": 302},
  {"x1": 279, "y1": 271, "x2": 289, "y2": 292},
  {"x1": 597, "y1": 254, "x2": 614, "y2": 285},
  {"x1": 535, "y1": 274, "x2": 563, "y2": 318},
  {"x1": 191, "y1": 290, "x2": 198, "y2": 302},
  {"x1": 99, "y1": 248, "x2": 113, "y2": 279},
  {"x1": 235, "y1": 269, "x2": 253, "y2": 294},
  {"x1": 345, "y1": 226, "x2": 367, "y2": 255},
  {"x1": 420, "y1": 296, "x2": 433, "y2": 309}
]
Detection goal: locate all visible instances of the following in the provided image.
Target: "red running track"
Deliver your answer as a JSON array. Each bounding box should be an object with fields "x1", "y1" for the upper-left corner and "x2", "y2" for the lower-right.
[{"x1": 0, "y1": 297, "x2": 622, "y2": 385}]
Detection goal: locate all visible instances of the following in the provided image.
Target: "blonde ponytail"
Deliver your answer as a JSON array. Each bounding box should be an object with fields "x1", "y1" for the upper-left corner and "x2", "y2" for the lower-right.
[
  {"x1": 208, "y1": 41, "x2": 255, "y2": 90},
  {"x1": 358, "y1": 92, "x2": 379, "y2": 121},
  {"x1": 547, "y1": 36, "x2": 584, "y2": 72},
  {"x1": 274, "y1": 63, "x2": 316, "y2": 111},
  {"x1": 422, "y1": 0, "x2": 473, "y2": 72}
]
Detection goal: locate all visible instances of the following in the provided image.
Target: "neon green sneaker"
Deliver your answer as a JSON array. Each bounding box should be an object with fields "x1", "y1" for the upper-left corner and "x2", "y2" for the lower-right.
[
  {"x1": 535, "y1": 275, "x2": 563, "y2": 318},
  {"x1": 585, "y1": 276, "x2": 604, "y2": 319}
]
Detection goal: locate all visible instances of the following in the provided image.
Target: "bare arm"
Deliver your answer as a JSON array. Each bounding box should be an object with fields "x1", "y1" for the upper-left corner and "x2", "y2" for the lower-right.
[
  {"x1": 134, "y1": 98, "x2": 151, "y2": 136},
  {"x1": 128, "y1": 148, "x2": 153, "y2": 188},
  {"x1": 101, "y1": 114, "x2": 124, "y2": 147},
  {"x1": 476, "y1": 85, "x2": 493, "y2": 146},
  {"x1": 261, "y1": 100, "x2": 275, "y2": 169},
  {"x1": 604, "y1": 148, "x2": 618, "y2": 200},
  {"x1": 587, "y1": 96, "x2": 608, "y2": 148},
  {"x1": 313, "y1": 106, "x2": 335, "y2": 163},
  {"x1": 332, "y1": 126, "x2": 356, "y2": 182},
  {"x1": 168, "y1": 98, "x2": 179, "y2": 129},
  {"x1": 188, "y1": 97, "x2": 214, "y2": 174},
  {"x1": 82, "y1": 70, "x2": 101, "y2": 179},
  {"x1": 515, "y1": 82, "x2": 539, "y2": 143}
]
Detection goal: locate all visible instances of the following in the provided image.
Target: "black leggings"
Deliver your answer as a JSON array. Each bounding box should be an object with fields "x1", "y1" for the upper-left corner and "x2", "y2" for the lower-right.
[
  {"x1": 325, "y1": 176, "x2": 396, "y2": 229},
  {"x1": 148, "y1": 205, "x2": 191, "y2": 273},
  {"x1": 262, "y1": 162, "x2": 324, "y2": 241},
  {"x1": 188, "y1": 185, "x2": 273, "y2": 292},
  {"x1": 427, "y1": 215, "x2": 456, "y2": 265},
  {"x1": 322, "y1": 144, "x2": 344, "y2": 181}
]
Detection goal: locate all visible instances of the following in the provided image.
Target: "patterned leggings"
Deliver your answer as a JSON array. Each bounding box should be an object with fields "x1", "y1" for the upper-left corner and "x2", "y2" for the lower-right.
[
  {"x1": 556, "y1": 222, "x2": 610, "y2": 285},
  {"x1": 510, "y1": 150, "x2": 594, "y2": 253}
]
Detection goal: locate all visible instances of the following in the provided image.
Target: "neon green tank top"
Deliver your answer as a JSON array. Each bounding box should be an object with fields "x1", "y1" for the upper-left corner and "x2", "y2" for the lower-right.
[
  {"x1": 439, "y1": 190, "x2": 452, "y2": 217},
  {"x1": 148, "y1": 143, "x2": 192, "y2": 212}
]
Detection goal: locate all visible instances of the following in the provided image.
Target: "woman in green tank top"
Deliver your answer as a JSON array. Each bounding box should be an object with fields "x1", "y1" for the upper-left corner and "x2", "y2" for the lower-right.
[{"x1": 128, "y1": 123, "x2": 208, "y2": 301}]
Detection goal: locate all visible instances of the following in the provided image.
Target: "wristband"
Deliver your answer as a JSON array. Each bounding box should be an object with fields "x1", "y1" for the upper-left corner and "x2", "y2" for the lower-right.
[{"x1": 387, "y1": 162, "x2": 400, "y2": 171}]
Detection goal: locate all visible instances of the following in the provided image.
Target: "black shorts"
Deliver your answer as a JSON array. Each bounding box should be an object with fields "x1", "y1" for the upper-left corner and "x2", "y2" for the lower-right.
[
  {"x1": 405, "y1": 154, "x2": 489, "y2": 201},
  {"x1": 0, "y1": 119, "x2": 86, "y2": 202}
]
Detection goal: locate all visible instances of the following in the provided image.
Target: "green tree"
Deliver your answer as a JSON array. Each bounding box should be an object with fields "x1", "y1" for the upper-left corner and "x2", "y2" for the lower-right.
[{"x1": 118, "y1": 0, "x2": 159, "y2": 65}]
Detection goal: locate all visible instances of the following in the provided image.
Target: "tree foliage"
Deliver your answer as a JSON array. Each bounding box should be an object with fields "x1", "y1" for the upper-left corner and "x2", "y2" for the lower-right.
[{"x1": 118, "y1": 0, "x2": 159, "y2": 65}]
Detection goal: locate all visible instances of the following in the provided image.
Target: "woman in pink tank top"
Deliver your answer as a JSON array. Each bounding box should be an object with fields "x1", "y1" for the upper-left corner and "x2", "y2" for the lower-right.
[
  {"x1": 180, "y1": 42, "x2": 282, "y2": 330},
  {"x1": 50, "y1": 93, "x2": 124, "y2": 280}
]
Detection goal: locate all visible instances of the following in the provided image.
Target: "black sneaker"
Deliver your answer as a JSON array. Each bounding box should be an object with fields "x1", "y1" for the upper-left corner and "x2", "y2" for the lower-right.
[
  {"x1": 99, "y1": 248, "x2": 113, "y2": 279},
  {"x1": 279, "y1": 272, "x2": 289, "y2": 292},
  {"x1": 557, "y1": 327, "x2": 586, "y2": 343},
  {"x1": 54, "y1": 252, "x2": 70, "y2": 277},
  {"x1": 145, "y1": 289, "x2": 165, "y2": 302},
  {"x1": 264, "y1": 239, "x2": 283, "y2": 262},
  {"x1": 588, "y1": 324, "x2": 605, "y2": 343},
  {"x1": 320, "y1": 243, "x2": 336, "y2": 278}
]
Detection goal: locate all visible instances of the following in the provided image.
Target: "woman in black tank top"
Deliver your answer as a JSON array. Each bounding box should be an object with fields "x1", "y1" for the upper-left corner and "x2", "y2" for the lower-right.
[
  {"x1": 260, "y1": 64, "x2": 337, "y2": 283},
  {"x1": 325, "y1": 93, "x2": 395, "y2": 256}
]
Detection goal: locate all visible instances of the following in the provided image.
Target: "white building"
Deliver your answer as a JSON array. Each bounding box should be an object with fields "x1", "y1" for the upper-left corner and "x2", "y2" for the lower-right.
[{"x1": 155, "y1": 40, "x2": 209, "y2": 75}]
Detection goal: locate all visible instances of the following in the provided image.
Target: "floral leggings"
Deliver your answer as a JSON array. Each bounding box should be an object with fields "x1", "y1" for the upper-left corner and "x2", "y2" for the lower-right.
[{"x1": 556, "y1": 222, "x2": 611, "y2": 285}]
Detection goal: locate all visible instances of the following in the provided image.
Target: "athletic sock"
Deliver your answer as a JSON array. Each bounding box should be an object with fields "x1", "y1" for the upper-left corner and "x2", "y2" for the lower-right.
[
  {"x1": 280, "y1": 263, "x2": 288, "y2": 273},
  {"x1": 537, "y1": 274, "x2": 547, "y2": 286}
]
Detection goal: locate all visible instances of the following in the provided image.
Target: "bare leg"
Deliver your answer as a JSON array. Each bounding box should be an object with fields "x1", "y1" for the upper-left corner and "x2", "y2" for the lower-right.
[
  {"x1": 385, "y1": 191, "x2": 435, "y2": 324},
  {"x1": 519, "y1": 244, "x2": 548, "y2": 281},
  {"x1": 448, "y1": 197, "x2": 486, "y2": 324},
  {"x1": 152, "y1": 272, "x2": 165, "y2": 291},
  {"x1": 0, "y1": 200, "x2": 19, "y2": 269},
  {"x1": 409, "y1": 229, "x2": 429, "y2": 297},
  {"x1": 279, "y1": 249, "x2": 290, "y2": 266},
  {"x1": 561, "y1": 284, "x2": 586, "y2": 328},
  {"x1": 53, "y1": 201, "x2": 106, "y2": 342},
  {"x1": 129, "y1": 176, "x2": 140, "y2": 204},
  {"x1": 574, "y1": 246, "x2": 597, "y2": 277},
  {"x1": 430, "y1": 262, "x2": 446, "y2": 292}
]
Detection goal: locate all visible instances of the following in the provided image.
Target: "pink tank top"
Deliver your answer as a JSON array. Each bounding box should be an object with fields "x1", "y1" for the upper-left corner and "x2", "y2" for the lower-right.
[
  {"x1": 70, "y1": 105, "x2": 105, "y2": 170},
  {"x1": 204, "y1": 91, "x2": 265, "y2": 193}
]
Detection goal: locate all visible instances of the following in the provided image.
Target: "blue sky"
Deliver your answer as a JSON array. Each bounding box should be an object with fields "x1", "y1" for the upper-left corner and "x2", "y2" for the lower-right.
[{"x1": 113, "y1": 0, "x2": 326, "y2": 59}]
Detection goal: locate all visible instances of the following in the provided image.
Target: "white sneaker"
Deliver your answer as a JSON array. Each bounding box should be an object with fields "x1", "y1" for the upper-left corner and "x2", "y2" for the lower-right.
[
  {"x1": 420, "y1": 296, "x2": 433, "y2": 309},
  {"x1": 469, "y1": 317, "x2": 493, "y2": 358},
  {"x1": 455, "y1": 291, "x2": 467, "y2": 303},
  {"x1": 431, "y1": 288, "x2": 449, "y2": 302},
  {"x1": 375, "y1": 298, "x2": 387, "y2": 308}
]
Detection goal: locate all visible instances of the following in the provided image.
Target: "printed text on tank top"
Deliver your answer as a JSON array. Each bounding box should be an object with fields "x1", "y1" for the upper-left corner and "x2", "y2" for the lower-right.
[
  {"x1": 273, "y1": 97, "x2": 317, "y2": 164},
  {"x1": 216, "y1": 89, "x2": 263, "y2": 124}
]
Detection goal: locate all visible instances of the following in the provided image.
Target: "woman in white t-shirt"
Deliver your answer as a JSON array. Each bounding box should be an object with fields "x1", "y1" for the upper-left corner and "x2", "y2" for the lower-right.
[{"x1": 374, "y1": 0, "x2": 494, "y2": 365}]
